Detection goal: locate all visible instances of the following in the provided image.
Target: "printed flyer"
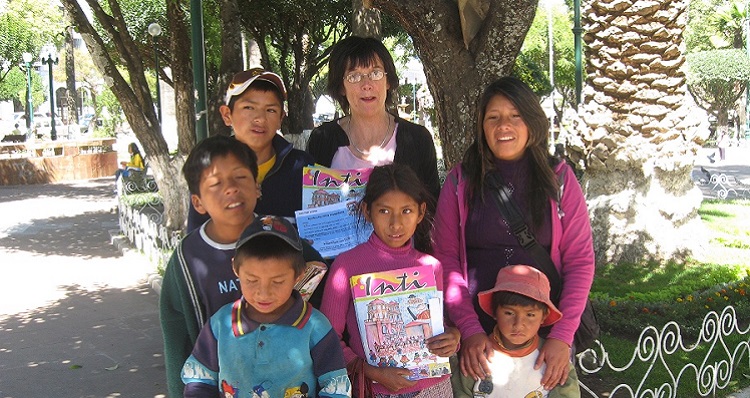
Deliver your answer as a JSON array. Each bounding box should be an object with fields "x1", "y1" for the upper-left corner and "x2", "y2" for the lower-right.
[{"x1": 296, "y1": 201, "x2": 372, "y2": 259}]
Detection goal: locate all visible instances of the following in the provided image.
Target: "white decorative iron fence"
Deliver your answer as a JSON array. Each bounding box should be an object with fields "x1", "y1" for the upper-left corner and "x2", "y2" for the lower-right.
[
  {"x1": 116, "y1": 175, "x2": 181, "y2": 267},
  {"x1": 695, "y1": 167, "x2": 750, "y2": 200},
  {"x1": 578, "y1": 306, "x2": 750, "y2": 397}
]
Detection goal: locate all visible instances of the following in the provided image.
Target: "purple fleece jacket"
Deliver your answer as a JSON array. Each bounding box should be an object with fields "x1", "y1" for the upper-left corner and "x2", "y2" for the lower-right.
[{"x1": 432, "y1": 162, "x2": 595, "y2": 346}]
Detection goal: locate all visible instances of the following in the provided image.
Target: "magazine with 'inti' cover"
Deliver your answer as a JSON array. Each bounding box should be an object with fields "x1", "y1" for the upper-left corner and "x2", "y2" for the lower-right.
[{"x1": 349, "y1": 265, "x2": 451, "y2": 380}]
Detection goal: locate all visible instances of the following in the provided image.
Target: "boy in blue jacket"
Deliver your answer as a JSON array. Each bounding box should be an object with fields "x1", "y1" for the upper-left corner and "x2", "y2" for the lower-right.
[{"x1": 182, "y1": 215, "x2": 351, "y2": 397}]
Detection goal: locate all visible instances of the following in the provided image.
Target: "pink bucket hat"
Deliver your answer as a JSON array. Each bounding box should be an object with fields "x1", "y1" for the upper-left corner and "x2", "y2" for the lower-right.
[{"x1": 477, "y1": 265, "x2": 562, "y2": 326}]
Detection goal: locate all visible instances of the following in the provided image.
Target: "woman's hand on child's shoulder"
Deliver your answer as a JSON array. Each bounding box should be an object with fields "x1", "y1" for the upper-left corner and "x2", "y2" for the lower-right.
[
  {"x1": 426, "y1": 327, "x2": 460, "y2": 357},
  {"x1": 460, "y1": 333, "x2": 493, "y2": 380},
  {"x1": 536, "y1": 337, "x2": 572, "y2": 390},
  {"x1": 364, "y1": 363, "x2": 416, "y2": 392}
]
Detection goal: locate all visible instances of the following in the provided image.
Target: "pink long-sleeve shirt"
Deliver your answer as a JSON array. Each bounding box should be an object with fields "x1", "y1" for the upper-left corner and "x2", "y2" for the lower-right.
[
  {"x1": 432, "y1": 162, "x2": 595, "y2": 346},
  {"x1": 319, "y1": 233, "x2": 450, "y2": 395}
]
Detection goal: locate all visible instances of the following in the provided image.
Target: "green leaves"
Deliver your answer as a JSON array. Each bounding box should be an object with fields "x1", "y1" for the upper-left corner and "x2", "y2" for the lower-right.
[
  {"x1": 686, "y1": 49, "x2": 750, "y2": 82},
  {"x1": 0, "y1": 0, "x2": 65, "y2": 66},
  {"x1": 686, "y1": 49, "x2": 750, "y2": 114}
]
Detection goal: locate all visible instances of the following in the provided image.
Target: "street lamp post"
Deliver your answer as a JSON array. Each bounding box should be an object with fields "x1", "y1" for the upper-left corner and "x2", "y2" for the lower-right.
[
  {"x1": 547, "y1": 0, "x2": 556, "y2": 148},
  {"x1": 41, "y1": 48, "x2": 59, "y2": 140},
  {"x1": 148, "y1": 22, "x2": 162, "y2": 131},
  {"x1": 412, "y1": 80, "x2": 417, "y2": 122},
  {"x1": 22, "y1": 52, "x2": 33, "y2": 134},
  {"x1": 573, "y1": 0, "x2": 583, "y2": 109}
]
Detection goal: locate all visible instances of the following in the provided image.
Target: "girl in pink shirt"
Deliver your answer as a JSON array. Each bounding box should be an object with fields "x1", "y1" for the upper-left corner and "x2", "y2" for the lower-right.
[{"x1": 320, "y1": 164, "x2": 460, "y2": 397}]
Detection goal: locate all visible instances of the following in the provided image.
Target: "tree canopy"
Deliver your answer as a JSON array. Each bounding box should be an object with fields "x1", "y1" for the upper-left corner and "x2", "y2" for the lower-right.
[
  {"x1": 515, "y1": 1, "x2": 576, "y2": 117},
  {"x1": 685, "y1": 0, "x2": 746, "y2": 52},
  {"x1": 0, "y1": 0, "x2": 65, "y2": 72},
  {"x1": 238, "y1": 0, "x2": 351, "y2": 135},
  {"x1": 0, "y1": 0, "x2": 65, "y2": 112},
  {"x1": 686, "y1": 48, "x2": 750, "y2": 137}
]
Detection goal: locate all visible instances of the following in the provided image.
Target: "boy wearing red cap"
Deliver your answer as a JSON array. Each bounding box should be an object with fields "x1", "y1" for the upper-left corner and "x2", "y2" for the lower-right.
[{"x1": 454, "y1": 265, "x2": 580, "y2": 398}]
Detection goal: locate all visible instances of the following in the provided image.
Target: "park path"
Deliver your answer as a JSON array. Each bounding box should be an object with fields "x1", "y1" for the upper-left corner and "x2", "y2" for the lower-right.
[{"x1": 0, "y1": 177, "x2": 166, "y2": 398}]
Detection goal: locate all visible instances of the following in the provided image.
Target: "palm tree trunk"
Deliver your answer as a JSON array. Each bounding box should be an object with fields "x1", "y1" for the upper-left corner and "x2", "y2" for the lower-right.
[{"x1": 568, "y1": 0, "x2": 707, "y2": 265}]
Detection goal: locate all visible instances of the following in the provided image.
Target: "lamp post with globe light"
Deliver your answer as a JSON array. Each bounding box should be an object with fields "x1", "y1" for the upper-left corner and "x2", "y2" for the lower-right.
[
  {"x1": 148, "y1": 22, "x2": 162, "y2": 131},
  {"x1": 41, "y1": 47, "x2": 59, "y2": 140},
  {"x1": 22, "y1": 52, "x2": 34, "y2": 133}
]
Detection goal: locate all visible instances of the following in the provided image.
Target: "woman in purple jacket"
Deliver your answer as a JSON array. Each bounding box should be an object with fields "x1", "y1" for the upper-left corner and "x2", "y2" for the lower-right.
[{"x1": 432, "y1": 77, "x2": 595, "y2": 390}]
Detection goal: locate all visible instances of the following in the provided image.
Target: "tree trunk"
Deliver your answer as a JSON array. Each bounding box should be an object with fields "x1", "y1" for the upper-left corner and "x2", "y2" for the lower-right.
[
  {"x1": 565, "y1": 0, "x2": 706, "y2": 265},
  {"x1": 62, "y1": 0, "x2": 188, "y2": 230},
  {"x1": 167, "y1": 0, "x2": 196, "y2": 153},
  {"x1": 716, "y1": 108, "x2": 729, "y2": 140},
  {"x1": 64, "y1": 25, "x2": 78, "y2": 124},
  {"x1": 287, "y1": 81, "x2": 316, "y2": 135},
  {"x1": 372, "y1": 0, "x2": 536, "y2": 170},
  {"x1": 352, "y1": 0, "x2": 382, "y2": 38}
]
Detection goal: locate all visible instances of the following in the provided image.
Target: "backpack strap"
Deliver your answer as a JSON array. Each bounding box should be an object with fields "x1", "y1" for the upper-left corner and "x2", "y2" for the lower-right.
[{"x1": 486, "y1": 172, "x2": 562, "y2": 302}]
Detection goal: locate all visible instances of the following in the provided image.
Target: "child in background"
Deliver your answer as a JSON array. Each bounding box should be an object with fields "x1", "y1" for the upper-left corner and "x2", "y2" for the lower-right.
[
  {"x1": 453, "y1": 265, "x2": 580, "y2": 398},
  {"x1": 182, "y1": 215, "x2": 352, "y2": 397},
  {"x1": 115, "y1": 142, "x2": 144, "y2": 181},
  {"x1": 320, "y1": 164, "x2": 460, "y2": 396},
  {"x1": 187, "y1": 68, "x2": 314, "y2": 232}
]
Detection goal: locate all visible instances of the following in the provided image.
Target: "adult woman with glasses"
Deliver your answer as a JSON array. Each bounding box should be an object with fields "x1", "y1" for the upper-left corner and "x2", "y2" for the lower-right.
[{"x1": 306, "y1": 36, "x2": 441, "y2": 201}]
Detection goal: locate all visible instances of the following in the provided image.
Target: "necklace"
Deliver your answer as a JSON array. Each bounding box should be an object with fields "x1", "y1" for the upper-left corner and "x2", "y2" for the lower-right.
[{"x1": 346, "y1": 114, "x2": 392, "y2": 156}]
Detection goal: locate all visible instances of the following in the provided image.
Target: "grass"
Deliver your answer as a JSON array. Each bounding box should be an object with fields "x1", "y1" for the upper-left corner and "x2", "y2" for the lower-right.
[
  {"x1": 118, "y1": 191, "x2": 162, "y2": 208},
  {"x1": 581, "y1": 199, "x2": 750, "y2": 397},
  {"x1": 580, "y1": 332, "x2": 750, "y2": 397}
]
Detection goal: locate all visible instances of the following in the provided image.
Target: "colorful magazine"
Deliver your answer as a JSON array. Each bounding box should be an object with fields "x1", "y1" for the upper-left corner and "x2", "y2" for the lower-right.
[
  {"x1": 301, "y1": 165, "x2": 372, "y2": 209},
  {"x1": 294, "y1": 260, "x2": 327, "y2": 302},
  {"x1": 296, "y1": 165, "x2": 374, "y2": 258},
  {"x1": 350, "y1": 265, "x2": 451, "y2": 380}
]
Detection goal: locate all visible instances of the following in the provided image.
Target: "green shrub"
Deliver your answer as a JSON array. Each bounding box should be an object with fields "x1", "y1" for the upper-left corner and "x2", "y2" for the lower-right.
[{"x1": 584, "y1": 200, "x2": 750, "y2": 396}]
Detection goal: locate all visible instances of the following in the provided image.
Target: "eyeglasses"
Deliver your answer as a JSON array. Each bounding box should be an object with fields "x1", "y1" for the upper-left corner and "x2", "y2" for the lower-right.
[{"x1": 345, "y1": 69, "x2": 387, "y2": 84}]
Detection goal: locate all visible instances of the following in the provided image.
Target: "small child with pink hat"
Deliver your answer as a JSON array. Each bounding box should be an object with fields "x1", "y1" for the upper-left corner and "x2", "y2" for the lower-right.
[{"x1": 453, "y1": 265, "x2": 580, "y2": 398}]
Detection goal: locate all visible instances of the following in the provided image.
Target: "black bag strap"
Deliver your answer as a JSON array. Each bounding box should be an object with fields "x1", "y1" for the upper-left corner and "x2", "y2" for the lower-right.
[{"x1": 486, "y1": 172, "x2": 562, "y2": 302}]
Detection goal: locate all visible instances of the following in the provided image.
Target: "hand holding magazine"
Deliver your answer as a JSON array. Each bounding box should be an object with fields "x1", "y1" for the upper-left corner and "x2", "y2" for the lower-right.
[{"x1": 349, "y1": 265, "x2": 451, "y2": 381}]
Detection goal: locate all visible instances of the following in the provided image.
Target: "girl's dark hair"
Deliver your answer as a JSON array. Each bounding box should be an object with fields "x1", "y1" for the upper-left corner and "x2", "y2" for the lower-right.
[
  {"x1": 326, "y1": 36, "x2": 400, "y2": 114},
  {"x1": 233, "y1": 235, "x2": 305, "y2": 277},
  {"x1": 128, "y1": 143, "x2": 141, "y2": 155},
  {"x1": 182, "y1": 135, "x2": 259, "y2": 195},
  {"x1": 462, "y1": 76, "x2": 560, "y2": 228},
  {"x1": 360, "y1": 164, "x2": 434, "y2": 253},
  {"x1": 491, "y1": 290, "x2": 548, "y2": 316}
]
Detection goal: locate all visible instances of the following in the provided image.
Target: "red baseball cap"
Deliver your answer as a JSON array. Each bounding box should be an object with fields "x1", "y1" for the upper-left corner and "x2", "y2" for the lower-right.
[{"x1": 477, "y1": 265, "x2": 562, "y2": 326}]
